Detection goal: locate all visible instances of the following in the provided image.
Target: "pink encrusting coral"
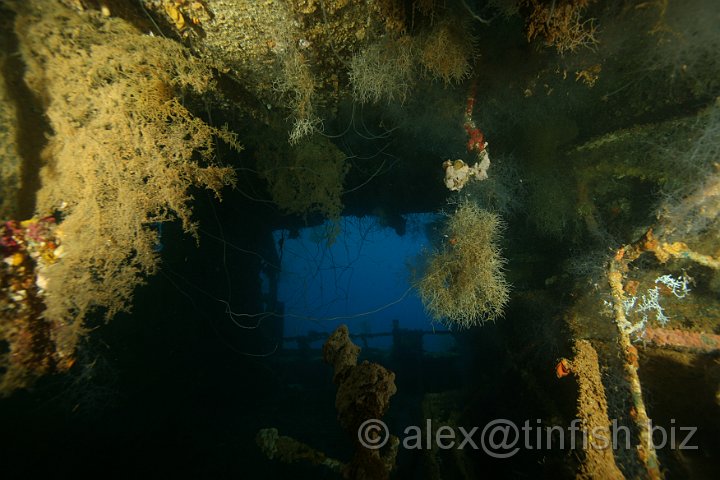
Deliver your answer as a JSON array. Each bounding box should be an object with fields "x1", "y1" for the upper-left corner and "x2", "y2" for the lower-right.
[{"x1": 641, "y1": 327, "x2": 720, "y2": 353}]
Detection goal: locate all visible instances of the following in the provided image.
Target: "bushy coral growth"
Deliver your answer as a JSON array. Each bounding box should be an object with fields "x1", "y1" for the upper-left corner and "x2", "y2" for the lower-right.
[
  {"x1": 349, "y1": 19, "x2": 475, "y2": 104},
  {"x1": 417, "y1": 200, "x2": 509, "y2": 328},
  {"x1": 0, "y1": 57, "x2": 20, "y2": 219},
  {"x1": 349, "y1": 36, "x2": 415, "y2": 104},
  {"x1": 523, "y1": 0, "x2": 598, "y2": 54},
  {"x1": 420, "y1": 21, "x2": 474, "y2": 85},
  {"x1": 258, "y1": 134, "x2": 348, "y2": 220},
  {"x1": 5, "y1": 0, "x2": 239, "y2": 382},
  {"x1": 274, "y1": 50, "x2": 321, "y2": 144}
]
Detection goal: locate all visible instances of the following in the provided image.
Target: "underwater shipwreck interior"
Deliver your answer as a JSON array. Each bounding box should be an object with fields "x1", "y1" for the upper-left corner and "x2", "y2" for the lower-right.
[{"x1": 1, "y1": 0, "x2": 720, "y2": 478}]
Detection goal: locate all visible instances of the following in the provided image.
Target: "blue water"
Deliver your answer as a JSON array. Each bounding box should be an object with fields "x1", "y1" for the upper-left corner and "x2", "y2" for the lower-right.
[{"x1": 273, "y1": 214, "x2": 454, "y2": 351}]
